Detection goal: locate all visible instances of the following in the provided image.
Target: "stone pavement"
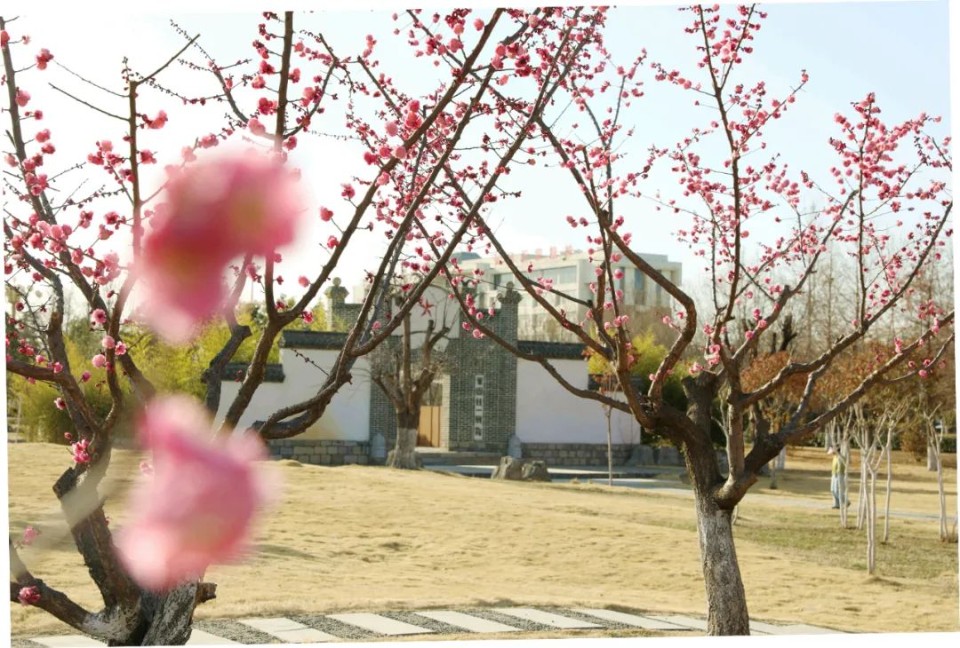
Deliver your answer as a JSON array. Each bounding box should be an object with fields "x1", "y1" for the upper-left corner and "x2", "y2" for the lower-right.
[{"x1": 17, "y1": 606, "x2": 846, "y2": 646}]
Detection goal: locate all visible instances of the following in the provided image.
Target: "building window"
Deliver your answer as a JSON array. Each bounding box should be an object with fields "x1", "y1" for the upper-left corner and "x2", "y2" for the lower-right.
[{"x1": 475, "y1": 375, "x2": 484, "y2": 389}]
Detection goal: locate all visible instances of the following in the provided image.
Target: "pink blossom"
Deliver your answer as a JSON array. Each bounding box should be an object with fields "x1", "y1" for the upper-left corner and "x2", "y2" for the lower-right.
[
  {"x1": 136, "y1": 154, "x2": 303, "y2": 342},
  {"x1": 90, "y1": 309, "x2": 107, "y2": 326},
  {"x1": 91, "y1": 354, "x2": 107, "y2": 368},
  {"x1": 54, "y1": 397, "x2": 66, "y2": 410},
  {"x1": 247, "y1": 117, "x2": 266, "y2": 136},
  {"x1": 17, "y1": 586, "x2": 40, "y2": 606},
  {"x1": 341, "y1": 184, "x2": 355, "y2": 199},
  {"x1": 80, "y1": 371, "x2": 91, "y2": 382},
  {"x1": 71, "y1": 438, "x2": 91, "y2": 464},
  {"x1": 473, "y1": 18, "x2": 485, "y2": 30},
  {"x1": 102, "y1": 335, "x2": 116, "y2": 349},
  {"x1": 114, "y1": 396, "x2": 276, "y2": 592},
  {"x1": 15, "y1": 88, "x2": 30, "y2": 107},
  {"x1": 385, "y1": 121, "x2": 399, "y2": 137},
  {"x1": 298, "y1": 276, "x2": 310, "y2": 287},
  {"x1": 148, "y1": 111, "x2": 167, "y2": 129},
  {"x1": 115, "y1": 342, "x2": 127, "y2": 356},
  {"x1": 326, "y1": 236, "x2": 339, "y2": 249},
  {"x1": 21, "y1": 525, "x2": 40, "y2": 546},
  {"x1": 319, "y1": 207, "x2": 333, "y2": 221}
]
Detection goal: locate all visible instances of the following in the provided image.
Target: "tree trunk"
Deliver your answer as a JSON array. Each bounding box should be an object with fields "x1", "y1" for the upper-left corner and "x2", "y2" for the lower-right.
[
  {"x1": 883, "y1": 429, "x2": 893, "y2": 544},
  {"x1": 387, "y1": 410, "x2": 422, "y2": 470},
  {"x1": 867, "y1": 466, "x2": 876, "y2": 574},
  {"x1": 694, "y1": 492, "x2": 751, "y2": 635},
  {"x1": 934, "y1": 442, "x2": 947, "y2": 541},
  {"x1": 132, "y1": 584, "x2": 200, "y2": 646},
  {"x1": 605, "y1": 410, "x2": 613, "y2": 487},
  {"x1": 926, "y1": 440, "x2": 937, "y2": 471}
]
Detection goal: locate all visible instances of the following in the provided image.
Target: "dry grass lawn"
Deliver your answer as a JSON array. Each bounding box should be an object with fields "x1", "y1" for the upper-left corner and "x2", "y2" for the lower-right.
[{"x1": 7, "y1": 443, "x2": 958, "y2": 638}]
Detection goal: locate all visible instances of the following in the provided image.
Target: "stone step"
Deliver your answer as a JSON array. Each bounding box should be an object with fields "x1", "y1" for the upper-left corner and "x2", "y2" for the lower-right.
[
  {"x1": 573, "y1": 608, "x2": 691, "y2": 631},
  {"x1": 491, "y1": 607, "x2": 601, "y2": 629},
  {"x1": 415, "y1": 610, "x2": 521, "y2": 633},
  {"x1": 240, "y1": 617, "x2": 340, "y2": 643},
  {"x1": 326, "y1": 613, "x2": 434, "y2": 636}
]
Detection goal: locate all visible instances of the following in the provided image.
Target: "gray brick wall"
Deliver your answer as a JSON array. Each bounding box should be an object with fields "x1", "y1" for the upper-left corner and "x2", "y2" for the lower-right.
[{"x1": 268, "y1": 439, "x2": 370, "y2": 466}]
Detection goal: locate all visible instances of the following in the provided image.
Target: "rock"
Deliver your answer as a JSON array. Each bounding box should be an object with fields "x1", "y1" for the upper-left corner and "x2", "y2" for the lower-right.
[
  {"x1": 369, "y1": 432, "x2": 387, "y2": 463},
  {"x1": 490, "y1": 456, "x2": 552, "y2": 482},
  {"x1": 521, "y1": 460, "x2": 551, "y2": 482},
  {"x1": 507, "y1": 433, "x2": 523, "y2": 459}
]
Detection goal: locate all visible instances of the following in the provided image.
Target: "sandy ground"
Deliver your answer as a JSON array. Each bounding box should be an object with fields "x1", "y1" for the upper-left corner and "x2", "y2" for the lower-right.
[{"x1": 7, "y1": 443, "x2": 958, "y2": 638}]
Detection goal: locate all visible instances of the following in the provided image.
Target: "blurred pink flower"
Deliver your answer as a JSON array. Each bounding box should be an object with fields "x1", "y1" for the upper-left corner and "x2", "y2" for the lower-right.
[
  {"x1": 22, "y1": 525, "x2": 40, "y2": 546},
  {"x1": 91, "y1": 354, "x2": 107, "y2": 368},
  {"x1": 18, "y1": 586, "x2": 40, "y2": 606},
  {"x1": 136, "y1": 154, "x2": 303, "y2": 342},
  {"x1": 114, "y1": 396, "x2": 277, "y2": 592}
]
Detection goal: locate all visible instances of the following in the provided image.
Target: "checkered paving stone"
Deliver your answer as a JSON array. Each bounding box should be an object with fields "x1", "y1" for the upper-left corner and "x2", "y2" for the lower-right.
[{"x1": 19, "y1": 607, "x2": 845, "y2": 645}]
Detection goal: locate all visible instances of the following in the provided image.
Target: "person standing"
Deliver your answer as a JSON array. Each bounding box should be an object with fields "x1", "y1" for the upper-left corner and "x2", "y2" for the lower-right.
[{"x1": 828, "y1": 445, "x2": 847, "y2": 509}]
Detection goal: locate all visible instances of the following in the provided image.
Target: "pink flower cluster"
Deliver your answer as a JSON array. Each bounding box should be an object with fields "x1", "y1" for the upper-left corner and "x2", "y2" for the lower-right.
[
  {"x1": 18, "y1": 586, "x2": 41, "y2": 606},
  {"x1": 114, "y1": 396, "x2": 277, "y2": 591},
  {"x1": 136, "y1": 155, "x2": 303, "y2": 342}
]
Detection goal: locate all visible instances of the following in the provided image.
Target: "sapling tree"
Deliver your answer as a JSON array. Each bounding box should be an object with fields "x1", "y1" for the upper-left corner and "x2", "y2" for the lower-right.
[
  {"x1": 4, "y1": 8, "x2": 603, "y2": 644},
  {"x1": 420, "y1": 4, "x2": 953, "y2": 635}
]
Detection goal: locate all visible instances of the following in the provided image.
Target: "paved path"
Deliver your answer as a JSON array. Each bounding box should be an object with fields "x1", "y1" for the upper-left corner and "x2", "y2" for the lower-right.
[
  {"x1": 17, "y1": 606, "x2": 846, "y2": 645},
  {"x1": 426, "y1": 464, "x2": 945, "y2": 522}
]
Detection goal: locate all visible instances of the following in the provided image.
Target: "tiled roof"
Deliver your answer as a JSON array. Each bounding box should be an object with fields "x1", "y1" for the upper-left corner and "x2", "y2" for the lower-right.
[
  {"x1": 281, "y1": 330, "x2": 349, "y2": 349},
  {"x1": 221, "y1": 363, "x2": 285, "y2": 382},
  {"x1": 516, "y1": 340, "x2": 586, "y2": 359}
]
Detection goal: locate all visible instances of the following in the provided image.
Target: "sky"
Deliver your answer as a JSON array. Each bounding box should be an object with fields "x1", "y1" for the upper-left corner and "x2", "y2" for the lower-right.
[{"x1": 2, "y1": 0, "x2": 955, "y2": 307}]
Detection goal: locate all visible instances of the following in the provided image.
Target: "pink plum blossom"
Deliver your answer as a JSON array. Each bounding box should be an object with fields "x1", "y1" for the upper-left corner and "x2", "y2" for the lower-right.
[
  {"x1": 136, "y1": 154, "x2": 303, "y2": 342},
  {"x1": 21, "y1": 526, "x2": 40, "y2": 546},
  {"x1": 18, "y1": 586, "x2": 40, "y2": 606},
  {"x1": 90, "y1": 309, "x2": 107, "y2": 326},
  {"x1": 113, "y1": 396, "x2": 276, "y2": 591},
  {"x1": 71, "y1": 438, "x2": 91, "y2": 464},
  {"x1": 91, "y1": 354, "x2": 107, "y2": 368}
]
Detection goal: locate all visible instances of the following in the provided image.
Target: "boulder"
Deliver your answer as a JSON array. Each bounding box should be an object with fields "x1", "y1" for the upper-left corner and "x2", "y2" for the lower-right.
[{"x1": 490, "y1": 456, "x2": 552, "y2": 482}]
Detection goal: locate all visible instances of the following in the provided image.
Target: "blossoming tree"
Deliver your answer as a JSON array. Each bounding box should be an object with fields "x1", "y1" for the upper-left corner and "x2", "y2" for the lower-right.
[
  {"x1": 4, "y1": 8, "x2": 604, "y2": 644},
  {"x1": 425, "y1": 4, "x2": 953, "y2": 635}
]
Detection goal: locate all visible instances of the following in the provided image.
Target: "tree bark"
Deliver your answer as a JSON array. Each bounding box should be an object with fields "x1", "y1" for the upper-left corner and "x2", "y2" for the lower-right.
[
  {"x1": 135, "y1": 584, "x2": 199, "y2": 646},
  {"x1": 883, "y1": 428, "x2": 892, "y2": 544},
  {"x1": 694, "y1": 491, "x2": 751, "y2": 635},
  {"x1": 386, "y1": 410, "x2": 422, "y2": 470}
]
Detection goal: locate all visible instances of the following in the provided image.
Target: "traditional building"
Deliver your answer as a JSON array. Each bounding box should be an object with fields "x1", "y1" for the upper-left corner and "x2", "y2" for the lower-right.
[{"x1": 216, "y1": 284, "x2": 648, "y2": 467}]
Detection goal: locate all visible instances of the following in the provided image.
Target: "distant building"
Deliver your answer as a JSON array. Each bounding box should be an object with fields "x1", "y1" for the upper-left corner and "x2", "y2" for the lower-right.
[{"x1": 455, "y1": 249, "x2": 683, "y2": 341}]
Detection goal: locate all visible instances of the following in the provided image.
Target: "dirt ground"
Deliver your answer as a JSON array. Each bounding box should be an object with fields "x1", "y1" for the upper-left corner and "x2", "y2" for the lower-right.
[{"x1": 7, "y1": 443, "x2": 958, "y2": 638}]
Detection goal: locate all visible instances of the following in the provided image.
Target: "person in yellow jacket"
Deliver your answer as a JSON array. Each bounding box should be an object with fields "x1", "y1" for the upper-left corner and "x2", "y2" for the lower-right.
[{"x1": 828, "y1": 445, "x2": 848, "y2": 509}]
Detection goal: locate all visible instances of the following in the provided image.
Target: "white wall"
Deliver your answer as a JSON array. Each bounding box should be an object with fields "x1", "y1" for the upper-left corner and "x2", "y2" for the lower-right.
[
  {"x1": 515, "y1": 358, "x2": 641, "y2": 444},
  {"x1": 216, "y1": 348, "x2": 370, "y2": 442}
]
